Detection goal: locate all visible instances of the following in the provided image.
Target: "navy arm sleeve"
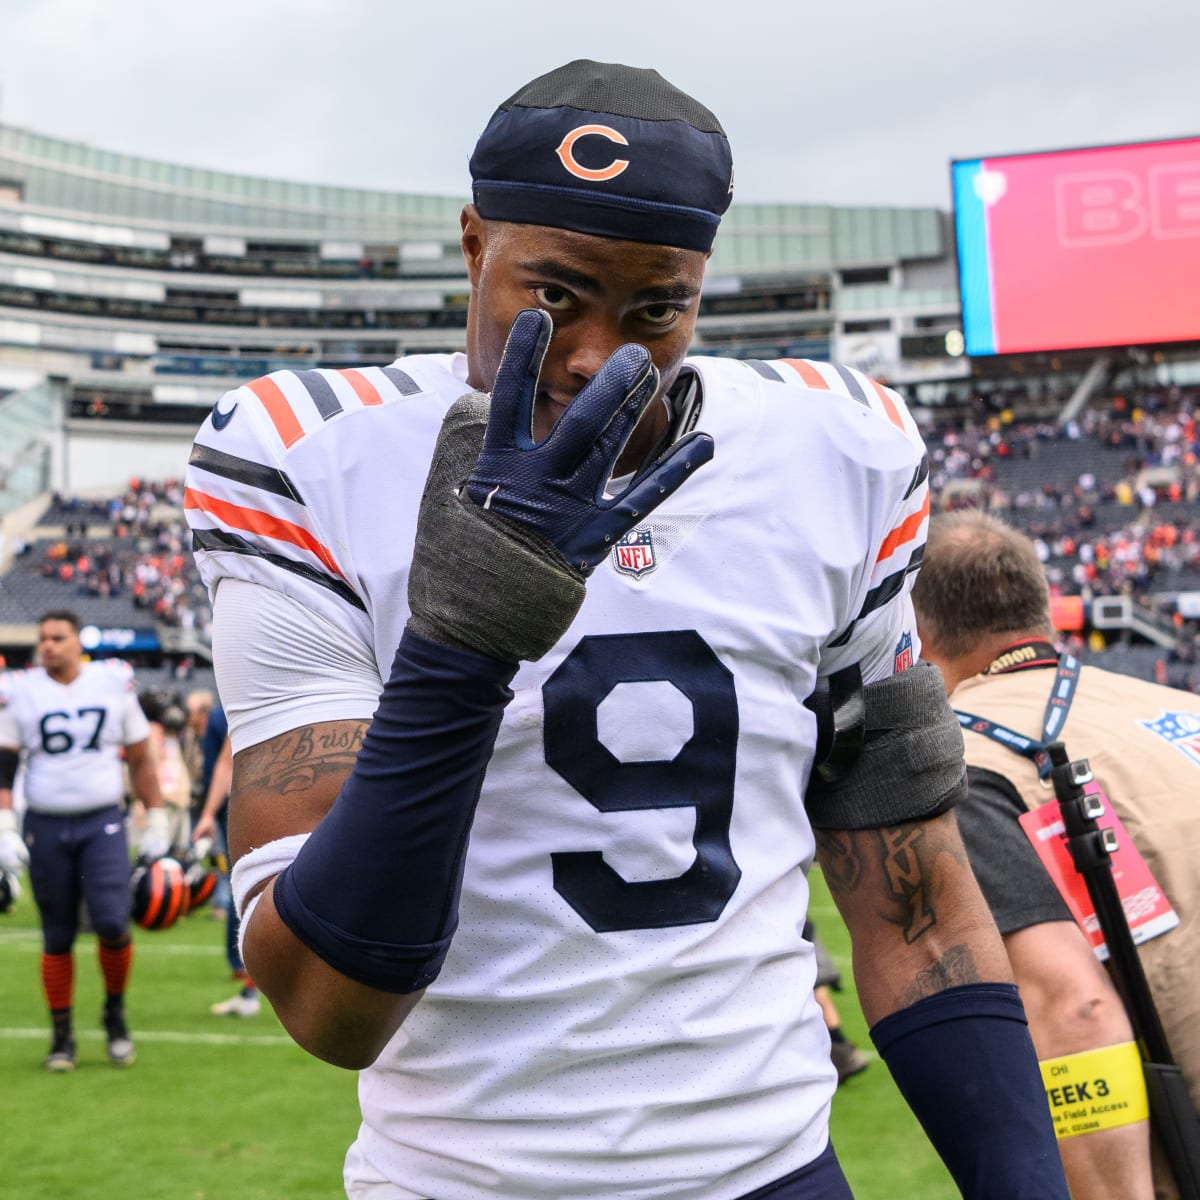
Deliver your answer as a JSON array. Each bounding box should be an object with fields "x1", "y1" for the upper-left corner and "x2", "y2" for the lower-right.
[
  {"x1": 272, "y1": 631, "x2": 517, "y2": 993},
  {"x1": 872, "y1": 983, "x2": 1069, "y2": 1199}
]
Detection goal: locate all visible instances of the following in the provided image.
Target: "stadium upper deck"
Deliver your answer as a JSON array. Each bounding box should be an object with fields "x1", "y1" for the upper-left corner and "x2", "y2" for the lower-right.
[
  {"x1": 0, "y1": 118, "x2": 965, "y2": 424},
  {"x1": 3, "y1": 119, "x2": 1198, "y2": 503}
]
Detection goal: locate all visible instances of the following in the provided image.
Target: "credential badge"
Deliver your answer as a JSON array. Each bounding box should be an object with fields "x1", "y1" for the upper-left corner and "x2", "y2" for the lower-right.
[{"x1": 613, "y1": 526, "x2": 657, "y2": 579}]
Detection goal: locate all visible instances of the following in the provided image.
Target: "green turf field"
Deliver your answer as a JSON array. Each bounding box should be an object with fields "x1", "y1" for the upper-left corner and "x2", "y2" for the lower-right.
[
  {"x1": 2, "y1": 872, "x2": 957, "y2": 1200},
  {"x1": 2, "y1": 892, "x2": 359, "y2": 1200}
]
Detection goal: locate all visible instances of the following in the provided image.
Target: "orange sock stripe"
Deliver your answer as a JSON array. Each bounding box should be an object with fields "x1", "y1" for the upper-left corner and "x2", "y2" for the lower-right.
[
  {"x1": 41, "y1": 952, "x2": 75, "y2": 1011},
  {"x1": 98, "y1": 942, "x2": 134, "y2": 997}
]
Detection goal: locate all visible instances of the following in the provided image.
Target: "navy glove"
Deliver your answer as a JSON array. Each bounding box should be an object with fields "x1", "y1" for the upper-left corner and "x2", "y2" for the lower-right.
[
  {"x1": 464, "y1": 309, "x2": 715, "y2": 573},
  {"x1": 407, "y1": 310, "x2": 715, "y2": 661}
]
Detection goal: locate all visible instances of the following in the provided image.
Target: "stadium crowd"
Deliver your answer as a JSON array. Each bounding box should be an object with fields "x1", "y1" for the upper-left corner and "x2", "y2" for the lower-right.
[
  {"x1": 923, "y1": 385, "x2": 1200, "y2": 678},
  {"x1": 7, "y1": 477, "x2": 212, "y2": 639}
]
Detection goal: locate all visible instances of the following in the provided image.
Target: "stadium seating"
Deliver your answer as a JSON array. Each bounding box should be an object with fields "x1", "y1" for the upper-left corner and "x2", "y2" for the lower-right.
[{"x1": 0, "y1": 480, "x2": 211, "y2": 679}]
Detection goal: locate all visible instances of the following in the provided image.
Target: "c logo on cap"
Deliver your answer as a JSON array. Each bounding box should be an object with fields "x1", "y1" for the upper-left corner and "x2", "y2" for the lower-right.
[{"x1": 555, "y1": 125, "x2": 630, "y2": 182}]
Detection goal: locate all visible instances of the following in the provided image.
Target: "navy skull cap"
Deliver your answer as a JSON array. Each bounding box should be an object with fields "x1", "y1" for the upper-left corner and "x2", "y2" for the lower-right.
[{"x1": 469, "y1": 60, "x2": 734, "y2": 253}]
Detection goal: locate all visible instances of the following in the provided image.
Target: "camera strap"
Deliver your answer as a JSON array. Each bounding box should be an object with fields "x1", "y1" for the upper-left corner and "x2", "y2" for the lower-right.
[{"x1": 953, "y1": 645, "x2": 1081, "y2": 779}]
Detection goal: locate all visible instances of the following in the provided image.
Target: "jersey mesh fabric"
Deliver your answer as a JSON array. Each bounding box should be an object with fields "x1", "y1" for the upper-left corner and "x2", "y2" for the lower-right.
[{"x1": 212, "y1": 578, "x2": 381, "y2": 754}]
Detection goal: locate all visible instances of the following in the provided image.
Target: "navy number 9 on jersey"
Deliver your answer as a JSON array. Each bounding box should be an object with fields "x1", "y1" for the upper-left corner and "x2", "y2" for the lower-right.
[{"x1": 543, "y1": 631, "x2": 742, "y2": 932}]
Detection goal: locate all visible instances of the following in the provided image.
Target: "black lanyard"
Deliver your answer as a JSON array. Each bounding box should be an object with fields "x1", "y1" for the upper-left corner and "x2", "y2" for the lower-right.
[{"x1": 953, "y1": 652, "x2": 1081, "y2": 779}]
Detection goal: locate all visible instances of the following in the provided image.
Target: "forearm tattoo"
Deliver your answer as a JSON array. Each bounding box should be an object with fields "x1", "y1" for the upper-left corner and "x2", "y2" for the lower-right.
[
  {"x1": 901, "y1": 944, "x2": 980, "y2": 1003},
  {"x1": 815, "y1": 816, "x2": 983, "y2": 999},
  {"x1": 877, "y1": 824, "x2": 935, "y2": 944},
  {"x1": 237, "y1": 723, "x2": 367, "y2": 797},
  {"x1": 815, "y1": 815, "x2": 970, "y2": 946},
  {"x1": 814, "y1": 828, "x2": 862, "y2": 895}
]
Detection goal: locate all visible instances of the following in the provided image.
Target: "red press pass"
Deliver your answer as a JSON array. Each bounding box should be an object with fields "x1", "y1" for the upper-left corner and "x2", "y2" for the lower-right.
[{"x1": 1019, "y1": 783, "x2": 1179, "y2": 961}]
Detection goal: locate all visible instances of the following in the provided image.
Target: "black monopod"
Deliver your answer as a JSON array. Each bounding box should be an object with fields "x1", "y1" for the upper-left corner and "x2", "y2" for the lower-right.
[{"x1": 1047, "y1": 742, "x2": 1200, "y2": 1199}]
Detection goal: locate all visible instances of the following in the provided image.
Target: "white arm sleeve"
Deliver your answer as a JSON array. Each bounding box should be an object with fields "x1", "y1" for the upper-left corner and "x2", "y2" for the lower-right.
[{"x1": 211, "y1": 577, "x2": 384, "y2": 753}]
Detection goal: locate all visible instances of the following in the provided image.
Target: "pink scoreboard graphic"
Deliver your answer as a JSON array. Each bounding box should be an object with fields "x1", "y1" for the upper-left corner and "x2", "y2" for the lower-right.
[{"x1": 952, "y1": 137, "x2": 1200, "y2": 355}]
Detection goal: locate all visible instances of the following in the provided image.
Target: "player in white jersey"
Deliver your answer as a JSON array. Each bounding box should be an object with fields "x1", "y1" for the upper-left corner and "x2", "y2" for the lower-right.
[
  {"x1": 184, "y1": 61, "x2": 1069, "y2": 1198},
  {"x1": 0, "y1": 609, "x2": 170, "y2": 1071}
]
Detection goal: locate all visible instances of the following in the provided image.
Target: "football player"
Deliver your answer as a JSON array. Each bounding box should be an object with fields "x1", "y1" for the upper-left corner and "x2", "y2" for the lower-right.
[
  {"x1": 0, "y1": 609, "x2": 170, "y2": 1070},
  {"x1": 184, "y1": 61, "x2": 1069, "y2": 1198}
]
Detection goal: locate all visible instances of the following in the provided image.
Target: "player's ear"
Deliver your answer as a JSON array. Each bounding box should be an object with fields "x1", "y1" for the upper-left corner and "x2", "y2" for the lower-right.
[{"x1": 460, "y1": 205, "x2": 486, "y2": 287}]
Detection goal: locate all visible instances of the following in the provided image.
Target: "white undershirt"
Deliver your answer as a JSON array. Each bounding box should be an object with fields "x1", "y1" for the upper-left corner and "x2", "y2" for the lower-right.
[{"x1": 211, "y1": 577, "x2": 382, "y2": 754}]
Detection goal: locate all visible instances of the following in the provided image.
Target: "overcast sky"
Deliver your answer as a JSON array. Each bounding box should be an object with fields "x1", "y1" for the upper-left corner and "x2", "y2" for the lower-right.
[{"x1": 1, "y1": 0, "x2": 1196, "y2": 211}]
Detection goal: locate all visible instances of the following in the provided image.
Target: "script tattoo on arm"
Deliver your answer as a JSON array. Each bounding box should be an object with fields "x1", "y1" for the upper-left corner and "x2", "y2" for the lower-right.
[
  {"x1": 816, "y1": 815, "x2": 969, "y2": 943},
  {"x1": 231, "y1": 720, "x2": 371, "y2": 855},
  {"x1": 814, "y1": 813, "x2": 983, "y2": 1002},
  {"x1": 237, "y1": 722, "x2": 368, "y2": 797}
]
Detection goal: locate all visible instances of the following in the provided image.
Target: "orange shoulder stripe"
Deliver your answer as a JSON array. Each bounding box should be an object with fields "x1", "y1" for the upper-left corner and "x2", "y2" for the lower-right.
[
  {"x1": 183, "y1": 487, "x2": 344, "y2": 578},
  {"x1": 246, "y1": 376, "x2": 305, "y2": 449},
  {"x1": 876, "y1": 492, "x2": 931, "y2": 566},
  {"x1": 867, "y1": 376, "x2": 906, "y2": 433},
  {"x1": 780, "y1": 358, "x2": 831, "y2": 390},
  {"x1": 339, "y1": 368, "x2": 384, "y2": 407}
]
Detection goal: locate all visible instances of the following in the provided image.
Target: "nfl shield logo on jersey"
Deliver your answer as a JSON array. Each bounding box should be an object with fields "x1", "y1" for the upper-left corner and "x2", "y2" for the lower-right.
[
  {"x1": 612, "y1": 526, "x2": 657, "y2": 579},
  {"x1": 893, "y1": 631, "x2": 914, "y2": 673},
  {"x1": 1140, "y1": 710, "x2": 1200, "y2": 767}
]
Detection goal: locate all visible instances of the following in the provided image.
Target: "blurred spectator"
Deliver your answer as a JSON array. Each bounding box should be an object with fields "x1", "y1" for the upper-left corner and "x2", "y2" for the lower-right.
[
  {"x1": 191, "y1": 704, "x2": 260, "y2": 1019},
  {"x1": 137, "y1": 689, "x2": 193, "y2": 857},
  {"x1": 19, "y1": 480, "x2": 213, "y2": 638}
]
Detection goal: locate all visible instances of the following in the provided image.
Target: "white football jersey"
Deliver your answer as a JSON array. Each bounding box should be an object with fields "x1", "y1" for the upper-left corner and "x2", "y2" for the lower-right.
[
  {"x1": 186, "y1": 352, "x2": 928, "y2": 1199},
  {"x1": 0, "y1": 660, "x2": 150, "y2": 814}
]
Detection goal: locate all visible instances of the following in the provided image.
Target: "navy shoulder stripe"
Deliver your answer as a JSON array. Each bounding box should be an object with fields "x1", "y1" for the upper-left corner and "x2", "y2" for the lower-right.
[
  {"x1": 905, "y1": 455, "x2": 930, "y2": 500},
  {"x1": 294, "y1": 370, "x2": 344, "y2": 421},
  {"x1": 746, "y1": 360, "x2": 784, "y2": 382},
  {"x1": 381, "y1": 367, "x2": 422, "y2": 396},
  {"x1": 830, "y1": 364, "x2": 869, "y2": 407},
  {"x1": 191, "y1": 528, "x2": 366, "y2": 611},
  {"x1": 828, "y1": 546, "x2": 924, "y2": 649},
  {"x1": 188, "y1": 444, "x2": 303, "y2": 503}
]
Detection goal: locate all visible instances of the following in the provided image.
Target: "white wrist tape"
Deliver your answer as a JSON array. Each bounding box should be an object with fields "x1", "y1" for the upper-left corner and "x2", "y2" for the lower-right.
[
  {"x1": 230, "y1": 833, "x2": 311, "y2": 918},
  {"x1": 237, "y1": 891, "x2": 264, "y2": 965},
  {"x1": 230, "y1": 834, "x2": 311, "y2": 963}
]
